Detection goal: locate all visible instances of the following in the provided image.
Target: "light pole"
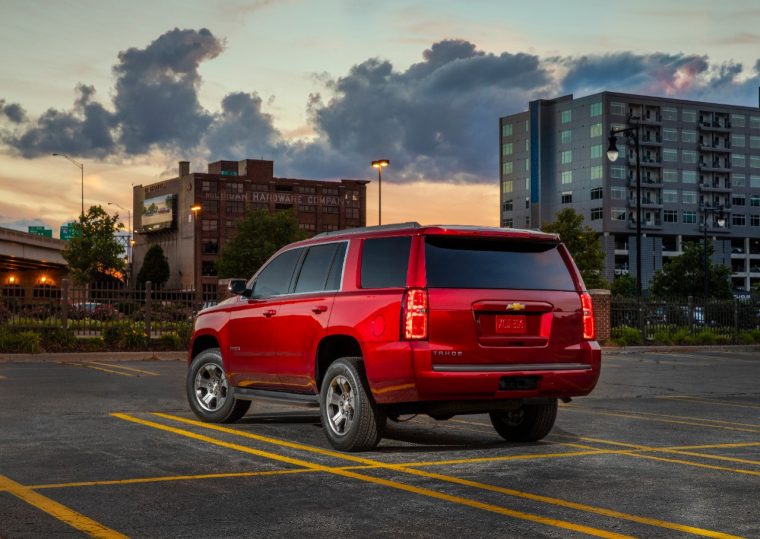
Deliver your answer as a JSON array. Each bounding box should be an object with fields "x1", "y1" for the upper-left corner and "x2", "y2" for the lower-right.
[
  {"x1": 371, "y1": 159, "x2": 389, "y2": 226},
  {"x1": 52, "y1": 153, "x2": 84, "y2": 217},
  {"x1": 107, "y1": 202, "x2": 132, "y2": 263},
  {"x1": 702, "y1": 206, "x2": 726, "y2": 299},
  {"x1": 607, "y1": 116, "x2": 642, "y2": 299}
]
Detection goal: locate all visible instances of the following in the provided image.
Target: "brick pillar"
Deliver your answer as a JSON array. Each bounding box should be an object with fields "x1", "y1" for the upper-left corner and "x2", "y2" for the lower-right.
[{"x1": 589, "y1": 289, "x2": 611, "y2": 344}]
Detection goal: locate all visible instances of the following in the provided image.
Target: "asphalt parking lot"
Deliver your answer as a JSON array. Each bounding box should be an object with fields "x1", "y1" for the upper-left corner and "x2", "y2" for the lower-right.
[{"x1": 1, "y1": 348, "x2": 759, "y2": 538}]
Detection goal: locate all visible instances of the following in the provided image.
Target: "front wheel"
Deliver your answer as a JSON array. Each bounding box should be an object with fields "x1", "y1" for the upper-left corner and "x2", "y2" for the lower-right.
[
  {"x1": 186, "y1": 348, "x2": 250, "y2": 423},
  {"x1": 320, "y1": 357, "x2": 385, "y2": 452},
  {"x1": 489, "y1": 399, "x2": 557, "y2": 442}
]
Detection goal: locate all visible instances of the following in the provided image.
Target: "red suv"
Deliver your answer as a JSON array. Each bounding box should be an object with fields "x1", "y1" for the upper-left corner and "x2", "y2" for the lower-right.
[{"x1": 187, "y1": 223, "x2": 600, "y2": 451}]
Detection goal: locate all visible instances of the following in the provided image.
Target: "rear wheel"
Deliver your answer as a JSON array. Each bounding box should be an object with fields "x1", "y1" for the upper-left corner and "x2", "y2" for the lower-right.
[
  {"x1": 187, "y1": 348, "x2": 250, "y2": 423},
  {"x1": 489, "y1": 399, "x2": 557, "y2": 442},
  {"x1": 320, "y1": 357, "x2": 386, "y2": 452}
]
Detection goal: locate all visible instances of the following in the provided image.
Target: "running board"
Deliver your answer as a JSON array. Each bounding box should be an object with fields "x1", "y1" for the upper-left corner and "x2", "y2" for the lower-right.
[{"x1": 233, "y1": 387, "x2": 319, "y2": 407}]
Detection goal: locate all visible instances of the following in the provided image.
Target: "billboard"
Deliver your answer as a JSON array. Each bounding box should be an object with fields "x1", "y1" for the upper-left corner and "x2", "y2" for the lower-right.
[{"x1": 141, "y1": 194, "x2": 175, "y2": 232}]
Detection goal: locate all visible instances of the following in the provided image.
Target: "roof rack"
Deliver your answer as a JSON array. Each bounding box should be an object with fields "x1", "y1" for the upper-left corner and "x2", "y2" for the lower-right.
[{"x1": 312, "y1": 222, "x2": 421, "y2": 238}]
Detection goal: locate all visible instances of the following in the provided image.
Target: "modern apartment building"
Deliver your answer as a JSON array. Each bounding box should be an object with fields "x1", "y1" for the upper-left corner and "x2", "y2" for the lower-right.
[
  {"x1": 132, "y1": 159, "x2": 368, "y2": 295},
  {"x1": 499, "y1": 91, "x2": 760, "y2": 291}
]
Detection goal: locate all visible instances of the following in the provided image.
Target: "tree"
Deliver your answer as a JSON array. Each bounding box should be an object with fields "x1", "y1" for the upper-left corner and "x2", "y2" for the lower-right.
[
  {"x1": 649, "y1": 241, "x2": 732, "y2": 299},
  {"x1": 541, "y1": 208, "x2": 607, "y2": 289},
  {"x1": 611, "y1": 274, "x2": 636, "y2": 297},
  {"x1": 217, "y1": 209, "x2": 308, "y2": 279},
  {"x1": 62, "y1": 205, "x2": 125, "y2": 284},
  {"x1": 137, "y1": 244, "x2": 170, "y2": 288}
]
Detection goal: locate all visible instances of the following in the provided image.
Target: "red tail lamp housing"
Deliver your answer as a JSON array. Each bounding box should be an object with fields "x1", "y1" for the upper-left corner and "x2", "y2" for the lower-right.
[
  {"x1": 580, "y1": 292, "x2": 595, "y2": 340},
  {"x1": 403, "y1": 288, "x2": 428, "y2": 340}
]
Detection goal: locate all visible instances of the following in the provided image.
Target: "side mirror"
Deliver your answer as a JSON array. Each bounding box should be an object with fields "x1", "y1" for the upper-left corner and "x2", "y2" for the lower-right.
[{"x1": 228, "y1": 279, "x2": 248, "y2": 296}]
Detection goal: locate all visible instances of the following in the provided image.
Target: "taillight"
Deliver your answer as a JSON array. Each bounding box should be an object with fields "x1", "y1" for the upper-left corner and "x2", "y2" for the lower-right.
[
  {"x1": 403, "y1": 288, "x2": 428, "y2": 340},
  {"x1": 580, "y1": 292, "x2": 595, "y2": 340}
]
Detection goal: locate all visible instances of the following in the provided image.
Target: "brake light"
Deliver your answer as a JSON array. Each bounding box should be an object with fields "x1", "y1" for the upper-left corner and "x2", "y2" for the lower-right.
[
  {"x1": 580, "y1": 292, "x2": 595, "y2": 340},
  {"x1": 403, "y1": 288, "x2": 428, "y2": 340}
]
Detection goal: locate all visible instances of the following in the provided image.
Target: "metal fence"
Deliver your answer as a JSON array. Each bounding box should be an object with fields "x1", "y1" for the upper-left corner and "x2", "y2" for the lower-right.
[{"x1": 611, "y1": 296, "x2": 760, "y2": 343}]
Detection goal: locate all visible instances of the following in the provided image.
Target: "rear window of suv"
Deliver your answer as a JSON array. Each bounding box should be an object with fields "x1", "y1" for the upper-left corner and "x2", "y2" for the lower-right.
[
  {"x1": 361, "y1": 236, "x2": 411, "y2": 288},
  {"x1": 424, "y1": 236, "x2": 576, "y2": 291}
]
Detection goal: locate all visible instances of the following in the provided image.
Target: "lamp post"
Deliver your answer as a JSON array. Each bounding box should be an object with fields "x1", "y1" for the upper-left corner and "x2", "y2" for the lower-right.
[
  {"x1": 702, "y1": 205, "x2": 726, "y2": 299},
  {"x1": 107, "y1": 202, "x2": 132, "y2": 263},
  {"x1": 607, "y1": 116, "x2": 642, "y2": 299},
  {"x1": 52, "y1": 153, "x2": 84, "y2": 217},
  {"x1": 371, "y1": 159, "x2": 389, "y2": 226}
]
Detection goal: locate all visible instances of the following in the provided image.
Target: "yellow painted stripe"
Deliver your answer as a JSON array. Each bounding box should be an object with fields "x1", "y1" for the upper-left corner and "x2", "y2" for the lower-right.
[
  {"x1": 90, "y1": 362, "x2": 159, "y2": 376},
  {"x1": 113, "y1": 413, "x2": 630, "y2": 539},
  {"x1": 29, "y1": 469, "x2": 316, "y2": 490},
  {"x1": 153, "y1": 413, "x2": 741, "y2": 539},
  {"x1": 657, "y1": 396, "x2": 760, "y2": 410},
  {"x1": 72, "y1": 363, "x2": 134, "y2": 377},
  {"x1": 0, "y1": 474, "x2": 127, "y2": 539},
  {"x1": 567, "y1": 404, "x2": 760, "y2": 429}
]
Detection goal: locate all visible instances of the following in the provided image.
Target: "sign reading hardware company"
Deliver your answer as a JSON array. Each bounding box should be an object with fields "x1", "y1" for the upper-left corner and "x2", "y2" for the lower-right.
[{"x1": 202, "y1": 191, "x2": 343, "y2": 206}]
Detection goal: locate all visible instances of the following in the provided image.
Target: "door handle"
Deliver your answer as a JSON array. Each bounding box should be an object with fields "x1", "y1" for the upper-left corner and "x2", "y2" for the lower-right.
[
  {"x1": 263, "y1": 309, "x2": 277, "y2": 318},
  {"x1": 312, "y1": 305, "x2": 328, "y2": 314}
]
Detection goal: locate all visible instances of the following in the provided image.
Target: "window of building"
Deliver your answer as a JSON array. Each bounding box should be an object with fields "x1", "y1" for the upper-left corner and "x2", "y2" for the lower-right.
[
  {"x1": 525, "y1": 140, "x2": 530, "y2": 152},
  {"x1": 732, "y1": 214, "x2": 746, "y2": 227},
  {"x1": 663, "y1": 148, "x2": 678, "y2": 162},
  {"x1": 751, "y1": 156, "x2": 760, "y2": 169},
  {"x1": 732, "y1": 113, "x2": 746, "y2": 127},
  {"x1": 561, "y1": 170, "x2": 572, "y2": 184},
  {"x1": 590, "y1": 123, "x2": 603, "y2": 138},
  {"x1": 663, "y1": 189, "x2": 678, "y2": 203},
  {"x1": 611, "y1": 166, "x2": 626, "y2": 179},
  {"x1": 323, "y1": 187, "x2": 339, "y2": 196},
  {"x1": 299, "y1": 205, "x2": 316, "y2": 213},
  {"x1": 252, "y1": 183, "x2": 269, "y2": 192},
  {"x1": 502, "y1": 199, "x2": 513, "y2": 212},
  {"x1": 750, "y1": 136, "x2": 760, "y2": 149},
  {"x1": 201, "y1": 219, "x2": 218, "y2": 233},
  {"x1": 752, "y1": 175, "x2": 760, "y2": 188},
  {"x1": 663, "y1": 169, "x2": 678, "y2": 183},
  {"x1": 202, "y1": 240, "x2": 218, "y2": 255},
  {"x1": 226, "y1": 182, "x2": 243, "y2": 193},
  {"x1": 561, "y1": 150, "x2": 572, "y2": 164},
  {"x1": 682, "y1": 130, "x2": 697, "y2": 143},
  {"x1": 611, "y1": 186, "x2": 626, "y2": 200},
  {"x1": 682, "y1": 170, "x2": 697, "y2": 184},
  {"x1": 663, "y1": 128, "x2": 677, "y2": 142},
  {"x1": 590, "y1": 144, "x2": 603, "y2": 159},
  {"x1": 611, "y1": 102, "x2": 625, "y2": 115},
  {"x1": 502, "y1": 142, "x2": 513, "y2": 156},
  {"x1": 664, "y1": 210, "x2": 678, "y2": 223},
  {"x1": 734, "y1": 154, "x2": 746, "y2": 167},
  {"x1": 750, "y1": 116, "x2": 760, "y2": 129},
  {"x1": 322, "y1": 205, "x2": 339, "y2": 214},
  {"x1": 202, "y1": 181, "x2": 218, "y2": 193},
  {"x1": 590, "y1": 102, "x2": 602, "y2": 117},
  {"x1": 525, "y1": 197, "x2": 530, "y2": 209},
  {"x1": 732, "y1": 134, "x2": 746, "y2": 148},
  {"x1": 502, "y1": 180, "x2": 513, "y2": 193},
  {"x1": 733, "y1": 173, "x2": 746, "y2": 186},
  {"x1": 502, "y1": 123, "x2": 512, "y2": 137},
  {"x1": 525, "y1": 177, "x2": 530, "y2": 190},
  {"x1": 611, "y1": 208, "x2": 626, "y2": 221},
  {"x1": 525, "y1": 159, "x2": 530, "y2": 171},
  {"x1": 590, "y1": 187, "x2": 603, "y2": 200},
  {"x1": 345, "y1": 207, "x2": 360, "y2": 219},
  {"x1": 751, "y1": 215, "x2": 760, "y2": 227},
  {"x1": 201, "y1": 261, "x2": 217, "y2": 277},
  {"x1": 560, "y1": 192, "x2": 573, "y2": 204},
  {"x1": 733, "y1": 194, "x2": 746, "y2": 206},
  {"x1": 561, "y1": 110, "x2": 572, "y2": 123},
  {"x1": 751, "y1": 195, "x2": 760, "y2": 207},
  {"x1": 502, "y1": 161, "x2": 513, "y2": 175},
  {"x1": 682, "y1": 191, "x2": 697, "y2": 204},
  {"x1": 299, "y1": 186, "x2": 317, "y2": 194},
  {"x1": 226, "y1": 201, "x2": 245, "y2": 214},
  {"x1": 682, "y1": 150, "x2": 697, "y2": 163},
  {"x1": 682, "y1": 211, "x2": 696, "y2": 224},
  {"x1": 590, "y1": 208, "x2": 603, "y2": 221},
  {"x1": 663, "y1": 107, "x2": 678, "y2": 121},
  {"x1": 682, "y1": 110, "x2": 697, "y2": 123},
  {"x1": 560, "y1": 129, "x2": 571, "y2": 144}
]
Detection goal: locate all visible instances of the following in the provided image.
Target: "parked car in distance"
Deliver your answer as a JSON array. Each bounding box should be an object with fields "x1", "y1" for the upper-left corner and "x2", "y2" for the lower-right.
[{"x1": 187, "y1": 223, "x2": 601, "y2": 451}]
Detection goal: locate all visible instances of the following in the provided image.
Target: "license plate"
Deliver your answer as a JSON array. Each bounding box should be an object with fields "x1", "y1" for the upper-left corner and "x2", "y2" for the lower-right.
[{"x1": 495, "y1": 315, "x2": 526, "y2": 335}]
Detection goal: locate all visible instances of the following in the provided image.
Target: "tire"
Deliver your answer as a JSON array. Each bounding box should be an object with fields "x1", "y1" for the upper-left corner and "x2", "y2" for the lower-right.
[
  {"x1": 489, "y1": 399, "x2": 558, "y2": 442},
  {"x1": 319, "y1": 357, "x2": 386, "y2": 452},
  {"x1": 187, "y1": 348, "x2": 250, "y2": 423}
]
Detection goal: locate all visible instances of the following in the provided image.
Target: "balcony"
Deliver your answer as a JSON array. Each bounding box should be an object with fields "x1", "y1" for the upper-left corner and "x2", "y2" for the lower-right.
[
  {"x1": 629, "y1": 198, "x2": 663, "y2": 209},
  {"x1": 698, "y1": 181, "x2": 732, "y2": 193},
  {"x1": 640, "y1": 115, "x2": 662, "y2": 125},
  {"x1": 639, "y1": 157, "x2": 662, "y2": 168},
  {"x1": 700, "y1": 143, "x2": 731, "y2": 153},
  {"x1": 700, "y1": 223, "x2": 732, "y2": 234},
  {"x1": 628, "y1": 218, "x2": 662, "y2": 230},
  {"x1": 699, "y1": 121, "x2": 731, "y2": 132},
  {"x1": 628, "y1": 177, "x2": 664, "y2": 188},
  {"x1": 641, "y1": 135, "x2": 662, "y2": 146},
  {"x1": 698, "y1": 161, "x2": 731, "y2": 172}
]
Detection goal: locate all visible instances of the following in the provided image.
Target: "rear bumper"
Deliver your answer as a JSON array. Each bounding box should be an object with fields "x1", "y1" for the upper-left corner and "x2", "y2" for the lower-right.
[{"x1": 367, "y1": 340, "x2": 601, "y2": 404}]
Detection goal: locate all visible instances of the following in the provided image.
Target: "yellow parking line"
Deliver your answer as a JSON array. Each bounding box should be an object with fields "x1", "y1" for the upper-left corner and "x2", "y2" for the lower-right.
[
  {"x1": 574, "y1": 406, "x2": 760, "y2": 429},
  {"x1": 151, "y1": 412, "x2": 740, "y2": 539},
  {"x1": 28, "y1": 469, "x2": 316, "y2": 490},
  {"x1": 657, "y1": 396, "x2": 760, "y2": 410},
  {"x1": 69, "y1": 363, "x2": 134, "y2": 377},
  {"x1": 112, "y1": 413, "x2": 630, "y2": 539},
  {"x1": 0, "y1": 474, "x2": 126, "y2": 539},
  {"x1": 90, "y1": 362, "x2": 160, "y2": 376}
]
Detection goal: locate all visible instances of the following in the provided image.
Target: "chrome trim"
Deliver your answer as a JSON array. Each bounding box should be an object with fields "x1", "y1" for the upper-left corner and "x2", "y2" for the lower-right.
[{"x1": 431, "y1": 363, "x2": 592, "y2": 372}]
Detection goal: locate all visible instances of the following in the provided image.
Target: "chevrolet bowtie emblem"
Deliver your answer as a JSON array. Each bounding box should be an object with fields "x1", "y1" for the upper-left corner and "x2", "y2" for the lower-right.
[{"x1": 506, "y1": 303, "x2": 526, "y2": 311}]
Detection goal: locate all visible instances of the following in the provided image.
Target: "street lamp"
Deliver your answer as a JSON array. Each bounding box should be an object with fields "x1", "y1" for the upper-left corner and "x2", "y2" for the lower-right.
[
  {"x1": 702, "y1": 205, "x2": 726, "y2": 299},
  {"x1": 371, "y1": 159, "x2": 389, "y2": 226},
  {"x1": 107, "y1": 202, "x2": 132, "y2": 263},
  {"x1": 607, "y1": 116, "x2": 642, "y2": 299},
  {"x1": 52, "y1": 153, "x2": 84, "y2": 217}
]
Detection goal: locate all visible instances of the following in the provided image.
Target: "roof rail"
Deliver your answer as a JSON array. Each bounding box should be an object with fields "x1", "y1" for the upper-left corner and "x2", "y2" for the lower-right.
[{"x1": 312, "y1": 222, "x2": 421, "y2": 238}]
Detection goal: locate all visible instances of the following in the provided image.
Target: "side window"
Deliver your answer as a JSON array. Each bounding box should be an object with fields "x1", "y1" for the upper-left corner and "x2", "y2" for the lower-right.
[
  {"x1": 360, "y1": 237, "x2": 412, "y2": 288},
  {"x1": 294, "y1": 242, "x2": 347, "y2": 293},
  {"x1": 252, "y1": 248, "x2": 303, "y2": 298},
  {"x1": 325, "y1": 242, "x2": 348, "y2": 291}
]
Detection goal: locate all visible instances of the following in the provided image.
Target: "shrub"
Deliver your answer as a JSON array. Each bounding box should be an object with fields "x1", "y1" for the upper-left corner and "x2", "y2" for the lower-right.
[
  {"x1": 694, "y1": 330, "x2": 717, "y2": 345},
  {"x1": 176, "y1": 320, "x2": 193, "y2": 349},
  {"x1": 120, "y1": 324, "x2": 148, "y2": 350},
  {"x1": 40, "y1": 328, "x2": 77, "y2": 352},
  {"x1": 157, "y1": 332, "x2": 181, "y2": 350},
  {"x1": 652, "y1": 330, "x2": 672, "y2": 345},
  {"x1": 0, "y1": 330, "x2": 41, "y2": 353},
  {"x1": 102, "y1": 324, "x2": 126, "y2": 348},
  {"x1": 611, "y1": 326, "x2": 643, "y2": 346}
]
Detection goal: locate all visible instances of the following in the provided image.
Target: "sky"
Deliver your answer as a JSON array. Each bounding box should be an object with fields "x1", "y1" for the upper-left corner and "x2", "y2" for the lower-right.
[{"x1": 2, "y1": 0, "x2": 760, "y2": 235}]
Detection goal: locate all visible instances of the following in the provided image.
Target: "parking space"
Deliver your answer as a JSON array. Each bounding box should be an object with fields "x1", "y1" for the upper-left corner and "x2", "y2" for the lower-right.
[{"x1": 1, "y1": 349, "x2": 758, "y2": 538}]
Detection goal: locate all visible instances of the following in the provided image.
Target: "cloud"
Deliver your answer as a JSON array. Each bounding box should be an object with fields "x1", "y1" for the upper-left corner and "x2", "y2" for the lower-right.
[{"x1": 2, "y1": 31, "x2": 760, "y2": 185}]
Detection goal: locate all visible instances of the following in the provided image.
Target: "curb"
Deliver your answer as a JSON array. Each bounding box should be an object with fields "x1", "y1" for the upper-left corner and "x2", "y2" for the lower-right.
[
  {"x1": 603, "y1": 344, "x2": 760, "y2": 355},
  {"x1": 0, "y1": 351, "x2": 187, "y2": 363}
]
